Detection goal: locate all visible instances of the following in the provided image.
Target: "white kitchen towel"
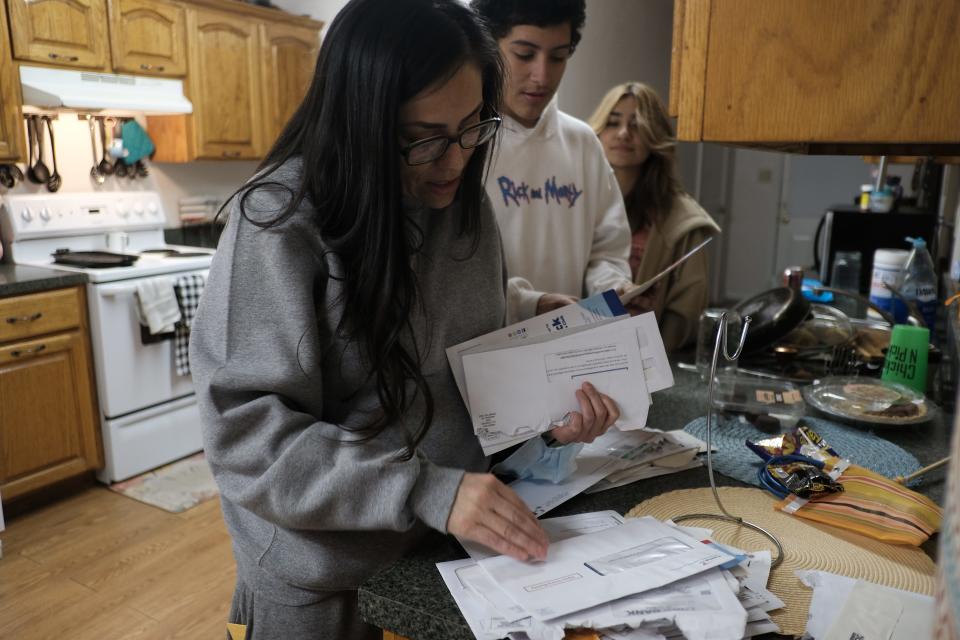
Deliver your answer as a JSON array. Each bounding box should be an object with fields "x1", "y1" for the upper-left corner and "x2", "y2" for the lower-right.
[
  {"x1": 173, "y1": 273, "x2": 206, "y2": 376},
  {"x1": 135, "y1": 277, "x2": 181, "y2": 334}
]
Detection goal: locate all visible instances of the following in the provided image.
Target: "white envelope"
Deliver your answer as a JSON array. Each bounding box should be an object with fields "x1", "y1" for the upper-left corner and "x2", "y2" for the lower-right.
[
  {"x1": 463, "y1": 314, "x2": 670, "y2": 439},
  {"x1": 477, "y1": 516, "x2": 731, "y2": 621},
  {"x1": 447, "y1": 290, "x2": 627, "y2": 412}
]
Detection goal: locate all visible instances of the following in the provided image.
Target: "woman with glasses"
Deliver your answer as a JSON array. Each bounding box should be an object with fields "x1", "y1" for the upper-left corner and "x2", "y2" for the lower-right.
[
  {"x1": 588, "y1": 82, "x2": 720, "y2": 350},
  {"x1": 190, "y1": 1, "x2": 619, "y2": 638}
]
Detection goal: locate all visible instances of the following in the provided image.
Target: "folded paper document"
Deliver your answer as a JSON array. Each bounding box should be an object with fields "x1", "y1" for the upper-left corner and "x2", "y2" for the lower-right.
[
  {"x1": 619, "y1": 236, "x2": 713, "y2": 306},
  {"x1": 447, "y1": 290, "x2": 627, "y2": 413},
  {"x1": 460, "y1": 312, "x2": 673, "y2": 455}
]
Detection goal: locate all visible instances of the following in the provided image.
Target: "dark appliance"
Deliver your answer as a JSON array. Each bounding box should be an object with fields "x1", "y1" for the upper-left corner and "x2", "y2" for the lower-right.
[{"x1": 814, "y1": 205, "x2": 937, "y2": 294}]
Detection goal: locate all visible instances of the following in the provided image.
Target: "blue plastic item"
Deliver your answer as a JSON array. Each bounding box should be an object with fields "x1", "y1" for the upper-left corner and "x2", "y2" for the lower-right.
[{"x1": 801, "y1": 278, "x2": 833, "y2": 303}]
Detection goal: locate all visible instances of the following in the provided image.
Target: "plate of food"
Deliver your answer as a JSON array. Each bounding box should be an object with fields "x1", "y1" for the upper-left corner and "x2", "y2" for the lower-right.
[{"x1": 802, "y1": 376, "x2": 936, "y2": 426}]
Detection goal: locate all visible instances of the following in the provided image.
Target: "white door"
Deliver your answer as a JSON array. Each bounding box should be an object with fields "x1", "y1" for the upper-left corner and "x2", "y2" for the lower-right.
[{"x1": 722, "y1": 149, "x2": 785, "y2": 302}]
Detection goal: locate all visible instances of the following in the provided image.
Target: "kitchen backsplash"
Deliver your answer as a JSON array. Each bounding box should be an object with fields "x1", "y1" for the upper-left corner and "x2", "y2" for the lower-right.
[{"x1": 0, "y1": 115, "x2": 257, "y2": 229}]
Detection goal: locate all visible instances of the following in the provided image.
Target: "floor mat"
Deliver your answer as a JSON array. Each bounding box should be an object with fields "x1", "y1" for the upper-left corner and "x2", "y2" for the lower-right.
[{"x1": 108, "y1": 452, "x2": 219, "y2": 513}]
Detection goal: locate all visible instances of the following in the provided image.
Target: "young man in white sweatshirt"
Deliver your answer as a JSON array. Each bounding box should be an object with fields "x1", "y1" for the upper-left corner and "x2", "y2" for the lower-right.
[{"x1": 472, "y1": 0, "x2": 632, "y2": 323}]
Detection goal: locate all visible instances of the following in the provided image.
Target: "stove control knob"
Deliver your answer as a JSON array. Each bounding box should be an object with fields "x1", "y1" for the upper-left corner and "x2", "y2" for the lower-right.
[
  {"x1": 39, "y1": 208, "x2": 51, "y2": 222},
  {"x1": 146, "y1": 202, "x2": 160, "y2": 217},
  {"x1": 133, "y1": 203, "x2": 145, "y2": 217},
  {"x1": 20, "y1": 208, "x2": 32, "y2": 222},
  {"x1": 117, "y1": 205, "x2": 130, "y2": 218}
]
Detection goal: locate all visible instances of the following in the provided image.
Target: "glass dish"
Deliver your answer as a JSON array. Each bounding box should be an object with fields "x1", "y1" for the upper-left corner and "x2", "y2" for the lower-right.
[
  {"x1": 779, "y1": 304, "x2": 853, "y2": 351},
  {"x1": 713, "y1": 373, "x2": 805, "y2": 418},
  {"x1": 802, "y1": 376, "x2": 936, "y2": 426}
]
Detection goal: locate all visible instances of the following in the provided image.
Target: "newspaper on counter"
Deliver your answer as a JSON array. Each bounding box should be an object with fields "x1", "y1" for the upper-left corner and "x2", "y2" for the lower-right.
[{"x1": 492, "y1": 429, "x2": 706, "y2": 518}]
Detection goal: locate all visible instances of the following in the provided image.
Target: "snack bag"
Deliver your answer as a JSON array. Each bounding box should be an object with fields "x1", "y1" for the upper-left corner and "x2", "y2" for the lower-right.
[{"x1": 749, "y1": 424, "x2": 941, "y2": 545}]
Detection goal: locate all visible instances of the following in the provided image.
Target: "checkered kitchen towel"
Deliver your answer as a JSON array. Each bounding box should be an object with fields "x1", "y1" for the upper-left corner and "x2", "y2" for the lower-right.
[{"x1": 173, "y1": 273, "x2": 206, "y2": 376}]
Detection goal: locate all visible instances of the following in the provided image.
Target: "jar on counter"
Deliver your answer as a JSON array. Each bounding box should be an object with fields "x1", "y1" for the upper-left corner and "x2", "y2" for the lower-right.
[
  {"x1": 869, "y1": 187, "x2": 895, "y2": 213},
  {"x1": 869, "y1": 248, "x2": 909, "y2": 322}
]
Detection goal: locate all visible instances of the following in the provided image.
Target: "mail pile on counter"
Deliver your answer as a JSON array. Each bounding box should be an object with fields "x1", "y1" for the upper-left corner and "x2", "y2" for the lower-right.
[
  {"x1": 446, "y1": 292, "x2": 674, "y2": 457},
  {"x1": 502, "y1": 428, "x2": 704, "y2": 518},
  {"x1": 439, "y1": 512, "x2": 784, "y2": 640}
]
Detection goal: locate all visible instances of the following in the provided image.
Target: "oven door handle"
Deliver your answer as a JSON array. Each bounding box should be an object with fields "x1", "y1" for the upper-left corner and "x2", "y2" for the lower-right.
[{"x1": 100, "y1": 286, "x2": 140, "y2": 298}]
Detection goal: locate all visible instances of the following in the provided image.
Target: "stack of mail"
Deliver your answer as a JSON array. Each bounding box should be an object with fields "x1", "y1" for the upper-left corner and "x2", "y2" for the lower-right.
[
  {"x1": 439, "y1": 512, "x2": 784, "y2": 640},
  {"x1": 502, "y1": 428, "x2": 705, "y2": 518},
  {"x1": 582, "y1": 429, "x2": 704, "y2": 494},
  {"x1": 446, "y1": 291, "x2": 674, "y2": 457}
]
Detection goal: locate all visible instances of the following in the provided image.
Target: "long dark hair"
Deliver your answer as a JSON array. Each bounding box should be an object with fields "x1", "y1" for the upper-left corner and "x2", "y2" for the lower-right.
[
  {"x1": 588, "y1": 82, "x2": 683, "y2": 231},
  {"x1": 230, "y1": 0, "x2": 503, "y2": 457}
]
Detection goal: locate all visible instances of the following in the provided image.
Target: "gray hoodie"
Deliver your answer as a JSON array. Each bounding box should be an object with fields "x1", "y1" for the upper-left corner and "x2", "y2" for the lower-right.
[{"x1": 190, "y1": 159, "x2": 504, "y2": 600}]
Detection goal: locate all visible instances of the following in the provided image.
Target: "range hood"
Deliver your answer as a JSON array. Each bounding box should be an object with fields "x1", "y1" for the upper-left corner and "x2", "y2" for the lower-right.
[{"x1": 19, "y1": 65, "x2": 193, "y2": 114}]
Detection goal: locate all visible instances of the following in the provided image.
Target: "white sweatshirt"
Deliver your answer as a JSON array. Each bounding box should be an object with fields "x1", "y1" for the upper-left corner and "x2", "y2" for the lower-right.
[{"x1": 485, "y1": 97, "x2": 632, "y2": 323}]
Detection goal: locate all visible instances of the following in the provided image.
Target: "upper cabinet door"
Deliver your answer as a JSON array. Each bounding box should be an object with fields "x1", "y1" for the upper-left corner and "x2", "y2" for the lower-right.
[
  {"x1": 7, "y1": 0, "x2": 110, "y2": 70},
  {"x1": 672, "y1": 0, "x2": 960, "y2": 151},
  {"x1": 0, "y1": 1, "x2": 25, "y2": 161},
  {"x1": 108, "y1": 0, "x2": 187, "y2": 76},
  {"x1": 189, "y1": 8, "x2": 263, "y2": 159},
  {"x1": 260, "y1": 22, "x2": 319, "y2": 148}
]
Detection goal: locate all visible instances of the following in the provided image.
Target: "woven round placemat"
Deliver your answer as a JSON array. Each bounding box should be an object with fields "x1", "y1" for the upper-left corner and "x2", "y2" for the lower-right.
[
  {"x1": 683, "y1": 415, "x2": 920, "y2": 488},
  {"x1": 626, "y1": 487, "x2": 936, "y2": 636}
]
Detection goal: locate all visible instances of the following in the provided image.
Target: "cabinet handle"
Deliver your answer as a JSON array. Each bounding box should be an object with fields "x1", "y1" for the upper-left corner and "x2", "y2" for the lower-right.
[
  {"x1": 48, "y1": 52, "x2": 80, "y2": 62},
  {"x1": 6, "y1": 312, "x2": 43, "y2": 324},
  {"x1": 11, "y1": 344, "x2": 47, "y2": 358},
  {"x1": 222, "y1": 151, "x2": 241, "y2": 158},
  {"x1": 139, "y1": 63, "x2": 165, "y2": 72}
]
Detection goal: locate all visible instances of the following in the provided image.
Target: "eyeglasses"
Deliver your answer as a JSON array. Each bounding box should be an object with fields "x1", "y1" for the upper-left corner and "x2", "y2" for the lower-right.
[{"x1": 400, "y1": 116, "x2": 501, "y2": 166}]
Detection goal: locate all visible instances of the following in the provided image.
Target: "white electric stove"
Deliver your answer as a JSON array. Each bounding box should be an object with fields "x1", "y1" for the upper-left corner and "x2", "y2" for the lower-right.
[{"x1": 1, "y1": 191, "x2": 215, "y2": 482}]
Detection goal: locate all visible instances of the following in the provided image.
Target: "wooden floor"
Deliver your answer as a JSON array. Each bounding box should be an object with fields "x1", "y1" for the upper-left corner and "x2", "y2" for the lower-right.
[{"x1": 0, "y1": 479, "x2": 235, "y2": 639}]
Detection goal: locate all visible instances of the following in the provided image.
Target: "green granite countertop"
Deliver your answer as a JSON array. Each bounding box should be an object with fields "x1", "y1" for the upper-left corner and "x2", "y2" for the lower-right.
[
  {"x1": 0, "y1": 263, "x2": 88, "y2": 299},
  {"x1": 359, "y1": 364, "x2": 953, "y2": 640}
]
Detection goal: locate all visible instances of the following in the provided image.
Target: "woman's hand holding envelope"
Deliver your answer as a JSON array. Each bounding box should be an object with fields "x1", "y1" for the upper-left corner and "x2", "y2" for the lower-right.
[{"x1": 549, "y1": 381, "x2": 621, "y2": 444}]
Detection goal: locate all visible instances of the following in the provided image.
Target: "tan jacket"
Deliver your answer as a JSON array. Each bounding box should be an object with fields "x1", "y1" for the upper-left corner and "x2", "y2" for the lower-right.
[{"x1": 633, "y1": 194, "x2": 720, "y2": 351}]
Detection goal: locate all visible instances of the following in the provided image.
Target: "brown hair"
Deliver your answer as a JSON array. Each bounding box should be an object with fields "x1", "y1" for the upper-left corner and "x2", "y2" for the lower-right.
[{"x1": 587, "y1": 82, "x2": 683, "y2": 232}]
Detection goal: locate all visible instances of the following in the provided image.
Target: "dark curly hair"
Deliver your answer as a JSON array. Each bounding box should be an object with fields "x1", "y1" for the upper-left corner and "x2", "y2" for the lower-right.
[{"x1": 471, "y1": 0, "x2": 586, "y2": 51}]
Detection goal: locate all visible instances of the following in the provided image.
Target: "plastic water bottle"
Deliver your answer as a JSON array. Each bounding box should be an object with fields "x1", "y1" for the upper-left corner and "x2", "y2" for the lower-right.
[{"x1": 901, "y1": 236, "x2": 938, "y2": 338}]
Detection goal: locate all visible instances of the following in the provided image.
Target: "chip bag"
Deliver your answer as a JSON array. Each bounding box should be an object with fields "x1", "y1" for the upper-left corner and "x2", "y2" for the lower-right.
[{"x1": 749, "y1": 424, "x2": 942, "y2": 546}]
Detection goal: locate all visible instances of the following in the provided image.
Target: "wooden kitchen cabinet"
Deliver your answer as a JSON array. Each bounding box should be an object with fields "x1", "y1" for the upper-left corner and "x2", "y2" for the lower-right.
[
  {"x1": 0, "y1": 0, "x2": 24, "y2": 162},
  {"x1": 147, "y1": 1, "x2": 323, "y2": 162},
  {"x1": 670, "y1": 0, "x2": 960, "y2": 153},
  {"x1": 260, "y1": 21, "x2": 320, "y2": 149},
  {"x1": 6, "y1": 0, "x2": 110, "y2": 70},
  {"x1": 108, "y1": 0, "x2": 188, "y2": 77},
  {"x1": 0, "y1": 287, "x2": 102, "y2": 500},
  {"x1": 187, "y1": 7, "x2": 264, "y2": 159}
]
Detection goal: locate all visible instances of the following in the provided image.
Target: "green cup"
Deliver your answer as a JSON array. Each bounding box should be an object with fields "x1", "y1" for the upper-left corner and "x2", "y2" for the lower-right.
[{"x1": 881, "y1": 324, "x2": 930, "y2": 393}]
